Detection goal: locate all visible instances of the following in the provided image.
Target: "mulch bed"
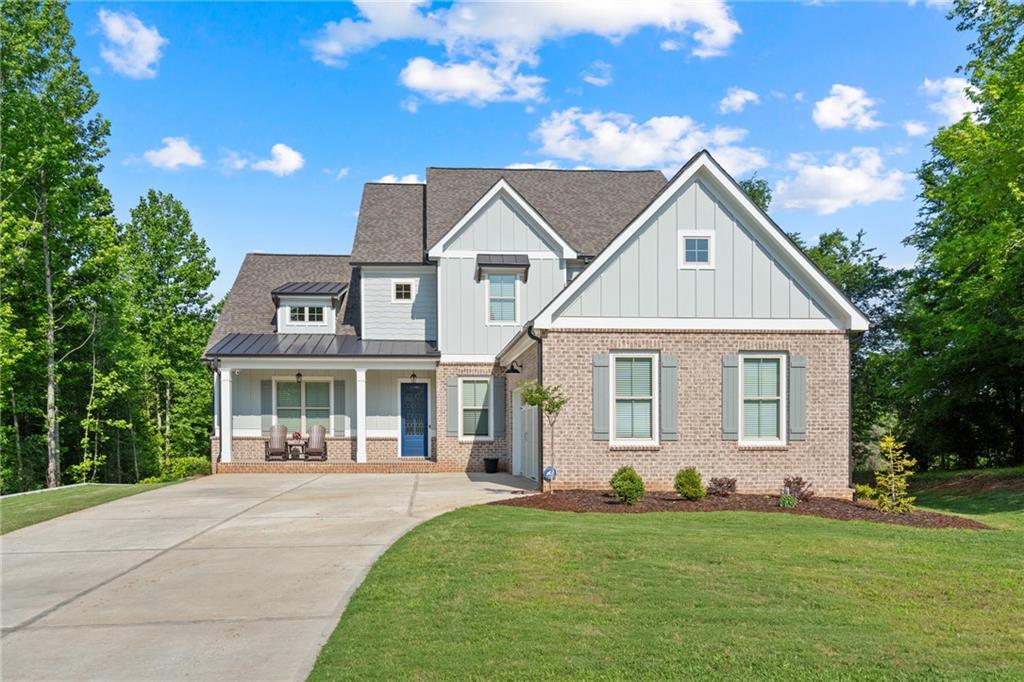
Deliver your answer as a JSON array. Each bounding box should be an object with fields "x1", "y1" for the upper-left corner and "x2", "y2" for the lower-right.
[{"x1": 493, "y1": 489, "x2": 989, "y2": 529}]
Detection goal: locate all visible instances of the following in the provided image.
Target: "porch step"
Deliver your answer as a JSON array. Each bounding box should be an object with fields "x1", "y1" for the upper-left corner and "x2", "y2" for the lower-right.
[{"x1": 215, "y1": 461, "x2": 468, "y2": 474}]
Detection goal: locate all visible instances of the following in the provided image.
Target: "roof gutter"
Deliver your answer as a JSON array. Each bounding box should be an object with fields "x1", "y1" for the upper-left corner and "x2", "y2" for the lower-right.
[{"x1": 526, "y1": 322, "x2": 545, "y2": 490}]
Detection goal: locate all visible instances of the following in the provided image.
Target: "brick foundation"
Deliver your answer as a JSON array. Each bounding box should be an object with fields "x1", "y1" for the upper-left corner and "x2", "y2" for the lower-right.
[{"x1": 534, "y1": 329, "x2": 853, "y2": 499}]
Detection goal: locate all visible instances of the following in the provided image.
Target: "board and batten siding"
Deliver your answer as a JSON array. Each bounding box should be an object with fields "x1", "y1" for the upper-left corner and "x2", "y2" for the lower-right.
[
  {"x1": 556, "y1": 179, "x2": 830, "y2": 321},
  {"x1": 443, "y1": 194, "x2": 562, "y2": 253},
  {"x1": 361, "y1": 268, "x2": 438, "y2": 341},
  {"x1": 439, "y1": 256, "x2": 565, "y2": 356}
]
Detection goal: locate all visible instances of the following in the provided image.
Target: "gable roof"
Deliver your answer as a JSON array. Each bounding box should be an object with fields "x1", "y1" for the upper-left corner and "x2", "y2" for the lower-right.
[
  {"x1": 350, "y1": 183, "x2": 425, "y2": 264},
  {"x1": 205, "y1": 253, "x2": 354, "y2": 353},
  {"x1": 426, "y1": 168, "x2": 666, "y2": 257},
  {"x1": 531, "y1": 150, "x2": 870, "y2": 332}
]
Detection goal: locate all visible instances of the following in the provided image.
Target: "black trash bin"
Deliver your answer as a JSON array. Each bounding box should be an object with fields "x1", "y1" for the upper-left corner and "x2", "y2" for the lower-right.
[{"x1": 483, "y1": 457, "x2": 499, "y2": 474}]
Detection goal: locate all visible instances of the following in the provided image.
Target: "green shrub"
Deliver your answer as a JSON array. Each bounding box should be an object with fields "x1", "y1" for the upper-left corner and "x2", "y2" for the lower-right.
[
  {"x1": 854, "y1": 483, "x2": 877, "y2": 502},
  {"x1": 674, "y1": 467, "x2": 706, "y2": 500},
  {"x1": 778, "y1": 494, "x2": 798, "y2": 508},
  {"x1": 140, "y1": 476, "x2": 164, "y2": 484},
  {"x1": 164, "y1": 456, "x2": 211, "y2": 479},
  {"x1": 610, "y1": 466, "x2": 645, "y2": 506},
  {"x1": 875, "y1": 436, "x2": 916, "y2": 514}
]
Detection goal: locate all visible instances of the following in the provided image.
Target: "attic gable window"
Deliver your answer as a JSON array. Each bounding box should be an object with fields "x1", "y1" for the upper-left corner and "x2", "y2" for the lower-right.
[
  {"x1": 678, "y1": 231, "x2": 715, "y2": 269},
  {"x1": 392, "y1": 279, "x2": 415, "y2": 303}
]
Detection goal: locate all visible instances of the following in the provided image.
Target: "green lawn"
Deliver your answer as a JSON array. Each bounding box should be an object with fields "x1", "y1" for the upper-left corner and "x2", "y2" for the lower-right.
[
  {"x1": 310, "y1": 470, "x2": 1024, "y2": 681},
  {"x1": 0, "y1": 483, "x2": 170, "y2": 534}
]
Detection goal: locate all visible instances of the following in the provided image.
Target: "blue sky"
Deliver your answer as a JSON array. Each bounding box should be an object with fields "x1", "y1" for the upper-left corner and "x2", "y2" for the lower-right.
[{"x1": 67, "y1": 1, "x2": 973, "y2": 297}]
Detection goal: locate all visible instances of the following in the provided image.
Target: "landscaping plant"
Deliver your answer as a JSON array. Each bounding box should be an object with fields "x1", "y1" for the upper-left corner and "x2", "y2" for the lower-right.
[
  {"x1": 674, "y1": 467, "x2": 706, "y2": 500},
  {"x1": 519, "y1": 380, "x2": 568, "y2": 492},
  {"x1": 778, "y1": 494, "x2": 798, "y2": 508},
  {"x1": 610, "y1": 466, "x2": 645, "y2": 506},
  {"x1": 875, "y1": 435, "x2": 916, "y2": 513},
  {"x1": 707, "y1": 477, "x2": 737, "y2": 497},
  {"x1": 783, "y1": 476, "x2": 814, "y2": 501}
]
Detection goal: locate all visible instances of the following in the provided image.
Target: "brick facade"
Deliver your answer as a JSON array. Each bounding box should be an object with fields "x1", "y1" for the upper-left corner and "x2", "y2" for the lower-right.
[
  {"x1": 536, "y1": 329, "x2": 853, "y2": 498},
  {"x1": 434, "y1": 362, "x2": 510, "y2": 473}
]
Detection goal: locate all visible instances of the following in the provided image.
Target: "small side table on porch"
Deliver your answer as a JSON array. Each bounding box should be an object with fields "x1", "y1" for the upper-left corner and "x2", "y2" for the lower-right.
[{"x1": 286, "y1": 438, "x2": 307, "y2": 460}]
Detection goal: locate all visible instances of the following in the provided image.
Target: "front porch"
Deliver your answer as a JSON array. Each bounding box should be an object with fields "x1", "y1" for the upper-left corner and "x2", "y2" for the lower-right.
[{"x1": 213, "y1": 358, "x2": 440, "y2": 468}]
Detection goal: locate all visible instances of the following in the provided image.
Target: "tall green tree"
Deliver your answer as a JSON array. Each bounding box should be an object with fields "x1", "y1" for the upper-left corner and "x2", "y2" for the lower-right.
[
  {"x1": 738, "y1": 174, "x2": 772, "y2": 213},
  {"x1": 900, "y1": 0, "x2": 1024, "y2": 467},
  {"x1": 1, "y1": 0, "x2": 120, "y2": 488}
]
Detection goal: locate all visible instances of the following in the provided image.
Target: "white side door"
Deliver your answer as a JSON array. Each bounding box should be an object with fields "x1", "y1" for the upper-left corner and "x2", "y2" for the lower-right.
[
  {"x1": 511, "y1": 391, "x2": 524, "y2": 477},
  {"x1": 522, "y1": 403, "x2": 539, "y2": 481}
]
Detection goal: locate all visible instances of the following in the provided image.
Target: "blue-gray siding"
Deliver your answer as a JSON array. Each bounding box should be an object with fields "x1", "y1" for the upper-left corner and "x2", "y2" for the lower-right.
[
  {"x1": 443, "y1": 194, "x2": 562, "y2": 253},
  {"x1": 438, "y1": 256, "x2": 565, "y2": 356},
  {"x1": 556, "y1": 179, "x2": 831, "y2": 321},
  {"x1": 361, "y1": 268, "x2": 438, "y2": 341}
]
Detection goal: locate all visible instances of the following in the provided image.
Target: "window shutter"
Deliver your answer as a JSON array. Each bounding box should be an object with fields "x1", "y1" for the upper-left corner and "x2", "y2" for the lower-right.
[
  {"x1": 788, "y1": 355, "x2": 807, "y2": 441},
  {"x1": 592, "y1": 353, "x2": 609, "y2": 440},
  {"x1": 660, "y1": 354, "x2": 678, "y2": 441},
  {"x1": 446, "y1": 377, "x2": 459, "y2": 437},
  {"x1": 332, "y1": 380, "x2": 346, "y2": 436},
  {"x1": 260, "y1": 379, "x2": 273, "y2": 436},
  {"x1": 721, "y1": 355, "x2": 738, "y2": 440},
  {"x1": 493, "y1": 377, "x2": 506, "y2": 436}
]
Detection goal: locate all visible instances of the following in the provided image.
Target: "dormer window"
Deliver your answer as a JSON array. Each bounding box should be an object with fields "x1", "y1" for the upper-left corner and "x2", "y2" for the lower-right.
[{"x1": 289, "y1": 306, "x2": 324, "y2": 323}]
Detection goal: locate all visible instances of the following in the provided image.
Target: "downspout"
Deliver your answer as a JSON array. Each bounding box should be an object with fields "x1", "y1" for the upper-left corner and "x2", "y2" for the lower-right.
[{"x1": 526, "y1": 322, "x2": 544, "y2": 490}]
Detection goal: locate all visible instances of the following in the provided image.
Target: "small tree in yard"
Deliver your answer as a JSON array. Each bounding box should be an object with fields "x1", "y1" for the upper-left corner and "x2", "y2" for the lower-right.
[
  {"x1": 874, "y1": 435, "x2": 916, "y2": 514},
  {"x1": 519, "y1": 380, "x2": 568, "y2": 491}
]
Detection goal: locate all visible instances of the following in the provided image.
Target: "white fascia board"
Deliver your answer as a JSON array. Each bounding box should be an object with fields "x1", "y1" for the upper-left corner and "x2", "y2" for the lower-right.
[
  {"x1": 545, "y1": 317, "x2": 845, "y2": 332},
  {"x1": 359, "y1": 264, "x2": 436, "y2": 273},
  {"x1": 426, "y1": 179, "x2": 578, "y2": 260},
  {"x1": 533, "y1": 152, "x2": 869, "y2": 332},
  {"x1": 497, "y1": 330, "x2": 537, "y2": 365}
]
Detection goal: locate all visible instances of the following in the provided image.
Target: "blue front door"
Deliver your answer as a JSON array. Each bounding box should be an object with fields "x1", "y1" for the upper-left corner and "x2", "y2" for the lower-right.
[{"x1": 400, "y1": 383, "x2": 428, "y2": 457}]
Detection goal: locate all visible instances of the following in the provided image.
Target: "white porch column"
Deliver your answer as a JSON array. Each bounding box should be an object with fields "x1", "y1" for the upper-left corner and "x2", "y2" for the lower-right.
[
  {"x1": 355, "y1": 367, "x2": 367, "y2": 463},
  {"x1": 219, "y1": 370, "x2": 233, "y2": 462},
  {"x1": 212, "y1": 371, "x2": 221, "y2": 437}
]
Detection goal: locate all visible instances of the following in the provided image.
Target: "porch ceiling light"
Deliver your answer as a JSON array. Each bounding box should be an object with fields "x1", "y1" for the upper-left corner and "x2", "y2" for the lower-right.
[
  {"x1": 410, "y1": 373, "x2": 417, "y2": 380},
  {"x1": 296, "y1": 372, "x2": 302, "y2": 385}
]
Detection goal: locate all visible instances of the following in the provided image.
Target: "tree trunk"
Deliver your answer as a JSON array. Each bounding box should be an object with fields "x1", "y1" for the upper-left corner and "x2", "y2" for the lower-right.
[
  {"x1": 115, "y1": 427, "x2": 122, "y2": 483},
  {"x1": 129, "y1": 403, "x2": 140, "y2": 482},
  {"x1": 10, "y1": 391, "x2": 22, "y2": 490},
  {"x1": 42, "y1": 217, "x2": 60, "y2": 488},
  {"x1": 164, "y1": 382, "x2": 171, "y2": 461}
]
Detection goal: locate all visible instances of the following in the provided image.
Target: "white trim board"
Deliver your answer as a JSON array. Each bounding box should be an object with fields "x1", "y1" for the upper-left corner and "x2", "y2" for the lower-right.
[
  {"x1": 427, "y1": 179, "x2": 578, "y2": 259},
  {"x1": 545, "y1": 317, "x2": 844, "y2": 331},
  {"x1": 532, "y1": 151, "x2": 869, "y2": 332}
]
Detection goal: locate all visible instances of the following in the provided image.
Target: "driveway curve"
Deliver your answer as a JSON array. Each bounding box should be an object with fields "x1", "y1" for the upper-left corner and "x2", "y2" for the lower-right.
[{"x1": 1, "y1": 473, "x2": 532, "y2": 681}]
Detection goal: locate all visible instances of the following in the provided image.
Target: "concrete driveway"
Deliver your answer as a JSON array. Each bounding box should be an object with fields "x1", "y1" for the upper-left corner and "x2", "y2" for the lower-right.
[{"x1": 1, "y1": 473, "x2": 532, "y2": 681}]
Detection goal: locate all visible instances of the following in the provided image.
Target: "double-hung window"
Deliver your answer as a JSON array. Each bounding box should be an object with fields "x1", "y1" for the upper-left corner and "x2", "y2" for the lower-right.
[
  {"x1": 611, "y1": 353, "x2": 658, "y2": 444},
  {"x1": 740, "y1": 355, "x2": 785, "y2": 443},
  {"x1": 460, "y1": 378, "x2": 492, "y2": 439},
  {"x1": 276, "y1": 380, "x2": 330, "y2": 435},
  {"x1": 487, "y1": 274, "x2": 517, "y2": 324}
]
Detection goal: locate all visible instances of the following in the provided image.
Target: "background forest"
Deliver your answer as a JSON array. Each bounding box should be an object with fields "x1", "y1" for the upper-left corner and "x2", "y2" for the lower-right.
[{"x1": 1, "y1": 0, "x2": 1021, "y2": 492}]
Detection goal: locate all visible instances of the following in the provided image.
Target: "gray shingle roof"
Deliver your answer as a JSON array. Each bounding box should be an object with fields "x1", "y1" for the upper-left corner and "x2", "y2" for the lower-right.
[
  {"x1": 207, "y1": 333, "x2": 438, "y2": 358},
  {"x1": 350, "y1": 183, "x2": 425, "y2": 263},
  {"x1": 205, "y1": 254, "x2": 353, "y2": 353},
  {"x1": 425, "y1": 168, "x2": 667, "y2": 257}
]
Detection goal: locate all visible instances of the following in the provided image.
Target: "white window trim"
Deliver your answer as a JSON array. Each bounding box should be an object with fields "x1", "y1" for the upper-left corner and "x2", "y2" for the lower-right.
[
  {"x1": 609, "y1": 351, "x2": 659, "y2": 447},
  {"x1": 738, "y1": 352, "x2": 788, "y2": 446},
  {"x1": 396, "y1": 377, "x2": 433, "y2": 458},
  {"x1": 271, "y1": 376, "x2": 333, "y2": 437},
  {"x1": 483, "y1": 272, "x2": 521, "y2": 327},
  {"x1": 391, "y1": 278, "x2": 416, "y2": 304},
  {"x1": 281, "y1": 304, "x2": 331, "y2": 328},
  {"x1": 678, "y1": 230, "x2": 715, "y2": 270},
  {"x1": 458, "y1": 377, "x2": 494, "y2": 442}
]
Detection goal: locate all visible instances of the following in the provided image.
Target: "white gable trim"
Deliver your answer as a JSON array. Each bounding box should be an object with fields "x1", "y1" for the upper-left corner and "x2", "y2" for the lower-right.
[
  {"x1": 426, "y1": 178, "x2": 578, "y2": 260},
  {"x1": 533, "y1": 151, "x2": 869, "y2": 332}
]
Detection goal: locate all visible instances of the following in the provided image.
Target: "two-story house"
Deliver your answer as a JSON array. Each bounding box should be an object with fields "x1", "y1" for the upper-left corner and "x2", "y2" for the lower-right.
[{"x1": 204, "y1": 151, "x2": 868, "y2": 497}]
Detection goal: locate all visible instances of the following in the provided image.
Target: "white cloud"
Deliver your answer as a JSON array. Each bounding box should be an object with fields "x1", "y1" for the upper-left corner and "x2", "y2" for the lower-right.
[
  {"x1": 921, "y1": 77, "x2": 977, "y2": 124},
  {"x1": 775, "y1": 147, "x2": 908, "y2": 214},
  {"x1": 581, "y1": 60, "x2": 613, "y2": 87},
  {"x1": 533, "y1": 107, "x2": 766, "y2": 176},
  {"x1": 902, "y1": 120, "x2": 928, "y2": 136},
  {"x1": 374, "y1": 173, "x2": 423, "y2": 184},
  {"x1": 812, "y1": 84, "x2": 883, "y2": 130},
  {"x1": 309, "y1": 1, "x2": 740, "y2": 103},
  {"x1": 143, "y1": 137, "x2": 204, "y2": 169},
  {"x1": 252, "y1": 144, "x2": 305, "y2": 176},
  {"x1": 719, "y1": 87, "x2": 759, "y2": 113},
  {"x1": 659, "y1": 39, "x2": 682, "y2": 51},
  {"x1": 506, "y1": 160, "x2": 563, "y2": 170},
  {"x1": 400, "y1": 57, "x2": 544, "y2": 104},
  {"x1": 219, "y1": 149, "x2": 248, "y2": 173},
  {"x1": 401, "y1": 96, "x2": 420, "y2": 113},
  {"x1": 335, "y1": 167, "x2": 351, "y2": 180},
  {"x1": 793, "y1": 91, "x2": 805, "y2": 102},
  {"x1": 97, "y1": 9, "x2": 167, "y2": 79}
]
